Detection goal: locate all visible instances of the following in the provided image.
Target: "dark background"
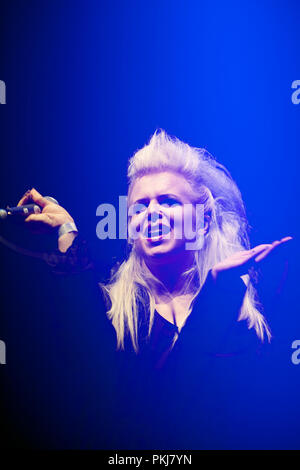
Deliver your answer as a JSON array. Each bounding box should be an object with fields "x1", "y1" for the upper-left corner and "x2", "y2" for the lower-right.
[{"x1": 0, "y1": 0, "x2": 299, "y2": 449}]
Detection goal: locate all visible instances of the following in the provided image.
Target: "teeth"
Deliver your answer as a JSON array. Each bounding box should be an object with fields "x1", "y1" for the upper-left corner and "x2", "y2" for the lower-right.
[
  {"x1": 144, "y1": 225, "x2": 170, "y2": 238},
  {"x1": 150, "y1": 231, "x2": 161, "y2": 237}
]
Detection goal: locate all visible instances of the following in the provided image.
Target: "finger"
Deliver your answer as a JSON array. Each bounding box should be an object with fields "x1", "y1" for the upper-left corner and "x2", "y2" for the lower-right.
[
  {"x1": 254, "y1": 241, "x2": 280, "y2": 262},
  {"x1": 17, "y1": 189, "x2": 32, "y2": 206},
  {"x1": 236, "y1": 244, "x2": 271, "y2": 272},
  {"x1": 280, "y1": 236, "x2": 293, "y2": 243},
  {"x1": 254, "y1": 237, "x2": 293, "y2": 263},
  {"x1": 230, "y1": 244, "x2": 272, "y2": 274},
  {"x1": 18, "y1": 188, "x2": 50, "y2": 209},
  {"x1": 24, "y1": 214, "x2": 55, "y2": 234},
  {"x1": 29, "y1": 188, "x2": 51, "y2": 208},
  {"x1": 25, "y1": 213, "x2": 52, "y2": 225},
  {"x1": 249, "y1": 244, "x2": 272, "y2": 258}
]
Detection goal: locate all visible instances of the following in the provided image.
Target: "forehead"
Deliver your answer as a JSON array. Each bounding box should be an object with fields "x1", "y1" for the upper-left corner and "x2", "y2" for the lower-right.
[{"x1": 128, "y1": 171, "x2": 195, "y2": 203}]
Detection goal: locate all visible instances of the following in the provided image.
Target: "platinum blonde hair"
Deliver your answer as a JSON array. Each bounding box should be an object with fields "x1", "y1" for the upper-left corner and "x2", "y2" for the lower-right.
[{"x1": 102, "y1": 130, "x2": 270, "y2": 352}]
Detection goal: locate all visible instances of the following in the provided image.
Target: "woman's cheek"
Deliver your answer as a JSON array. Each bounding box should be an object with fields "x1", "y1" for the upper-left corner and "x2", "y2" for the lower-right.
[{"x1": 128, "y1": 213, "x2": 144, "y2": 241}]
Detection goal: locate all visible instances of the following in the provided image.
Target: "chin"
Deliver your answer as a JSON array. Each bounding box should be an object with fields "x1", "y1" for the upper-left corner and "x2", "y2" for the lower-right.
[{"x1": 137, "y1": 239, "x2": 186, "y2": 262}]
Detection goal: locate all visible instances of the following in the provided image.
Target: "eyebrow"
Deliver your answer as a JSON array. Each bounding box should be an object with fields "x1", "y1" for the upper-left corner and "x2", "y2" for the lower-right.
[
  {"x1": 131, "y1": 198, "x2": 149, "y2": 206},
  {"x1": 132, "y1": 193, "x2": 181, "y2": 205}
]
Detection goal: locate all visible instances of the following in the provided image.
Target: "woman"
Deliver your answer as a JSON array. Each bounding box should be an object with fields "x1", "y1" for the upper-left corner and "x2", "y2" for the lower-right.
[
  {"x1": 18, "y1": 130, "x2": 290, "y2": 349},
  {"x1": 16, "y1": 130, "x2": 291, "y2": 448}
]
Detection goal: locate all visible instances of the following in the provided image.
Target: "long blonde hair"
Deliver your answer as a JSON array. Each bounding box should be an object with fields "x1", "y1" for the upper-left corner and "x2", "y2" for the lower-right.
[{"x1": 102, "y1": 130, "x2": 270, "y2": 352}]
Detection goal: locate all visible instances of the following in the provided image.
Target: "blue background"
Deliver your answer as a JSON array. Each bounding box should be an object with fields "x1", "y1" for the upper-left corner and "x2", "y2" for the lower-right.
[{"x1": 0, "y1": 0, "x2": 299, "y2": 449}]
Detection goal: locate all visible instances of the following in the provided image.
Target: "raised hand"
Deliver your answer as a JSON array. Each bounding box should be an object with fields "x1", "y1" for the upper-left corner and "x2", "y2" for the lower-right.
[{"x1": 211, "y1": 237, "x2": 293, "y2": 281}]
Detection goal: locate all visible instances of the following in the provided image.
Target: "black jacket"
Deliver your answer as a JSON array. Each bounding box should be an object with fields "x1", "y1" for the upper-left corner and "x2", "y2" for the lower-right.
[{"x1": 41, "y1": 236, "x2": 265, "y2": 449}]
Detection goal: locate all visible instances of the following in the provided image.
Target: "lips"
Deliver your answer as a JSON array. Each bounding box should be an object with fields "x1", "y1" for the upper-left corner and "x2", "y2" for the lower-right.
[{"x1": 143, "y1": 224, "x2": 171, "y2": 239}]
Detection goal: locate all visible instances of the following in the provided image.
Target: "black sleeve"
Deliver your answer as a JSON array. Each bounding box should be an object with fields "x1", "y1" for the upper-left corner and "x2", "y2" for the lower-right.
[
  {"x1": 0, "y1": 235, "x2": 122, "y2": 448},
  {"x1": 37, "y1": 236, "x2": 118, "y2": 393},
  {"x1": 174, "y1": 269, "x2": 261, "y2": 357},
  {"x1": 43, "y1": 235, "x2": 97, "y2": 275}
]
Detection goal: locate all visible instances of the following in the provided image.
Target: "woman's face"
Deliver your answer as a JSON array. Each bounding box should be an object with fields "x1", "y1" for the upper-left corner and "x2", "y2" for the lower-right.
[{"x1": 128, "y1": 171, "x2": 201, "y2": 262}]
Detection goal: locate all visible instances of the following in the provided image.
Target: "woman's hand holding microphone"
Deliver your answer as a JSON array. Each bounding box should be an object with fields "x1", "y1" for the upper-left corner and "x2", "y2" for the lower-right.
[{"x1": 17, "y1": 188, "x2": 78, "y2": 253}]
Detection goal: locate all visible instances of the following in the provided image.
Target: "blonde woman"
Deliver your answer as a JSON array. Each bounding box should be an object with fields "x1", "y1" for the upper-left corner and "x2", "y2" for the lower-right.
[{"x1": 16, "y1": 130, "x2": 291, "y2": 448}]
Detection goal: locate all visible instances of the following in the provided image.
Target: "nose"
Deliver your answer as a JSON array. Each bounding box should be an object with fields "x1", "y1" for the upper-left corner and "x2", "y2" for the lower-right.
[{"x1": 147, "y1": 200, "x2": 162, "y2": 223}]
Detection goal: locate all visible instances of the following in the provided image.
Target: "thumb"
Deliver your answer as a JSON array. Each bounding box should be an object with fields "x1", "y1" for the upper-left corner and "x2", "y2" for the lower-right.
[{"x1": 30, "y1": 188, "x2": 51, "y2": 208}]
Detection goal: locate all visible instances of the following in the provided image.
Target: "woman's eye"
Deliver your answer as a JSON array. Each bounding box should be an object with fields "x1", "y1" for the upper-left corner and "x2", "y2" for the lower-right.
[
  {"x1": 160, "y1": 198, "x2": 181, "y2": 208},
  {"x1": 129, "y1": 203, "x2": 147, "y2": 215}
]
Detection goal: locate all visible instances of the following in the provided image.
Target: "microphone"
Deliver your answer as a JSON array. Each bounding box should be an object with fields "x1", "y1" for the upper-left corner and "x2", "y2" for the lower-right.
[{"x1": 0, "y1": 196, "x2": 59, "y2": 220}]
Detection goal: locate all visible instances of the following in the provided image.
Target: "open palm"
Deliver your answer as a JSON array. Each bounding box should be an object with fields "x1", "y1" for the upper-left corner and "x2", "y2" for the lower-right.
[{"x1": 211, "y1": 237, "x2": 292, "y2": 280}]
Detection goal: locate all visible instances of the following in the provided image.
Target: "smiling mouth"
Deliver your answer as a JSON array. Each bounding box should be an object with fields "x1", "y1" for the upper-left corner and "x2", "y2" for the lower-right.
[{"x1": 143, "y1": 224, "x2": 171, "y2": 239}]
